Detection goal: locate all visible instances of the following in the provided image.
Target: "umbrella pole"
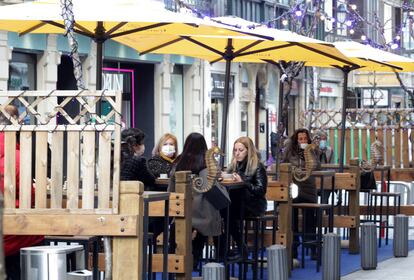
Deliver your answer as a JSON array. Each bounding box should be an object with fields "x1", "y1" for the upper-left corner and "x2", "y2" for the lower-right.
[
  {"x1": 95, "y1": 22, "x2": 105, "y2": 91},
  {"x1": 220, "y1": 39, "x2": 234, "y2": 168},
  {"x1": 339, "y1": 67, "x2": 350, "y2": 173},
  {"x1": 220, "y1": 58, "x2": 231, "y2": 167},
  {"x1": 95, "y1": 22, "x2": 105, "y2": 117}
]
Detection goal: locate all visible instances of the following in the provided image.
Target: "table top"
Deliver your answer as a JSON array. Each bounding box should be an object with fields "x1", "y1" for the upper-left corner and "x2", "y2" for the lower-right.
[
  {"x1": 311, "y1": 170, "x2": 336, "y2": 177},
  {"x1": 321, "y1": 164, "x2": 391, "y2": 171},
  {"x1": 142, "y1": 191, "x2": 170, "y2": 201},
  {"x1": 155, "y1": 178, "x2": 169, "y2": 185},
  {"x1": 221, "y1": 180, "x2": 247, "y2": 190}
]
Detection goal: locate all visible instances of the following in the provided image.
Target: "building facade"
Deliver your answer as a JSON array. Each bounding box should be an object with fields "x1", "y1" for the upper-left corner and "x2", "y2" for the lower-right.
[{"x1": 1, "y1": 0, "x2": 413, "y2": 163}]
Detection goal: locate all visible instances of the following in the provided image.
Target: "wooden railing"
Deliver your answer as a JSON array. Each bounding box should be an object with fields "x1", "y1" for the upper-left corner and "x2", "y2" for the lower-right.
[
  {"x1": 325, "y1": 127, "x2": 414, "y2": 181},
  {"x1": 1, "y1": 90, "x2": 146, "y2": 279}
]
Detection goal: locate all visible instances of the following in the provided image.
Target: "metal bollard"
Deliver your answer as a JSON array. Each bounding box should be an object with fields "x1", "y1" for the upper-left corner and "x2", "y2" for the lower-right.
[
  {"x1": 322, "y1": 233, "x2": 341, "y2": 280},
  {"x1": 394, "y1": 214, "x2": 409, "y2": 257},
  {"x1": 361, "y1": 223, "x2": 377, "y2": 270},
  {"x1": 202, "y1": 263, "x2": 225, "y2": 280},
  {"x1": 267, "y1": 244, "x2": 288, "y2": 280}
]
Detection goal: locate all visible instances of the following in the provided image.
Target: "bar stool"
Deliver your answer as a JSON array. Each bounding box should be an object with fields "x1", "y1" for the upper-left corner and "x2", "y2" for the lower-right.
[
  {"x1": 368, "y1": 191, "x2": 401, "y2": 247},
  {"x1": 292, "y1": 203, "x2": 333, "y2": 272},
  {"x1": 242, "y1": 212, "x2": 278, "y2": 280}
]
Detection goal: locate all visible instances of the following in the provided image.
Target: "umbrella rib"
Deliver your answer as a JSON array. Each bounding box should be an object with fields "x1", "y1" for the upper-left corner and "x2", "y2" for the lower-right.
[
  {"x1": 73, "y1": 23, "x2": 95, "y2": 38},
  {"x1": 236, "y1": 43, "x2": 292, "y2": 57},
  {"x1": 363, "y1": 58, "x2": 403, "y2": 71},
  {"x1": 290, "y1": 42, "x2": 359, "y2": 68},
  {"x1": 39, "y1": 20, "x2": 94, "y2": 38},
  {"x1": 233, "y1": 40, "x2": 264, "y2": 56},
  {"x1": 108, "y1": 22, "x2": 172, "y2": 39},
  {"x1": 181, "y1": 36, "x2": 225, "y2": 57},
  {"x1": 106, "y1": 22, "x2": 128, "y2": 36},
  {"x1": 20, "y1": 22, "x2": 48, "y2": 36},
  {"x1": 139, "y1": 37, "x2": 185, "y2": 55}
]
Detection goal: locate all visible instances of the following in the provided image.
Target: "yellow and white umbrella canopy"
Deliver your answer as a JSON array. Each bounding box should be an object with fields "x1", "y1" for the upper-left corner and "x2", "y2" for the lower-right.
[
  {"x1": 0, "y1": 0, "x2": 266, "y2": 39},
  {"x1": 117, "y1": 16, "x2": 357, "y2": 68},
  {"x1": 334, "y1": 41, "x2": 414, "y2": 72}
]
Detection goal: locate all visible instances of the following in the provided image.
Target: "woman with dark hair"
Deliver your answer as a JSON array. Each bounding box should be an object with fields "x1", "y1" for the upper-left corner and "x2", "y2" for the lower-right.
[
  {"x1": 282, "y1": 128, "x2": 320, "y2": 264},
  {"x1": 120, "y1": 127, "x2": 155, "y2": 189},
  {"x1": 169, "y1": 132, "x2": 221, "y2": 269}
]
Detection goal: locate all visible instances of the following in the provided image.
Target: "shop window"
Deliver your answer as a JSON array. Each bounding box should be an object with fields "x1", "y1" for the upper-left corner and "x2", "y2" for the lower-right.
[
  {"x1": 170, "y1": 65, "x2": 184, "y2": 149},
  {"x1": 8, "y1": 51, "x2": 37, "y2": 124}
]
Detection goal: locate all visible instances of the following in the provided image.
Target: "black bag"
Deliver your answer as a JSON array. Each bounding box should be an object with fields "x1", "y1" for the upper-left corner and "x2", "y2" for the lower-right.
[
  {"x1": 204, "y1": 182, "x2": 231, "y2": 210},
  {"x1": 360, "y1": 171, "x2": 377, "y2": 190}
]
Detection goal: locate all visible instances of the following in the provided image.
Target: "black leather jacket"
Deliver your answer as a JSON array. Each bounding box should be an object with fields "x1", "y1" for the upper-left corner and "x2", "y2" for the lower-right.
[{"x1": 235, "y1": 160, "x2": 267, "y2": 216}]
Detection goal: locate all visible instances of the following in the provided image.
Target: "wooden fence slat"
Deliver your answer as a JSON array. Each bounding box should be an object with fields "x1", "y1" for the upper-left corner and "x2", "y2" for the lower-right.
[
  {"x1": 19, "y1": 132, "x2": 32, "y2": 209},
  {"x1": 82, "y1": 132, "x2": 95, "y2": 209},
  {"x1": 395, "y1": 129, "x2": 401, "y2": 168},
  {"x1": 386, "y1": 128, "x2": 393, "y2": 166},
  {"x1": 35, "y1": 132, "x2": 48, "y2": 209},
  {"x1": 353, "y1": 129, "x2": 359, "y2": 159},
  {"x1": 377, "y1": 128, "x2": 384, "y2": 164},
  {"x1": 362, "y1": 129, "x2": 368, "y2": 161},
  {"x1": 329, "y1": 128, "x2": 335, "y2": 163},
  {"x1": 402, "y1": 129, "x2": 409, "y2": 168},
  {"x1": 346, "y1": 129, "x2": 351, "y2": 164},
  {"x1": 369, "y1": 129, "x2": 375, "y2": 160},
  {"x1": 338, "y1": 129, "x2": 343, "y2": 164},
  {"x1": 411, "y1": 129, "x2": 414, "y2": 168},
  {"x1": 4, "y1": 132, "x2": 16, "y2": 209},
  {"x1": 51, "y1": 132, "x2": 64, "y2": 209},
  {"x1": 67, "y1": 132, "x2": 80, "y2": 209},
  {"x1": 112, "y1": 91, "x2": 122, "y2": 214},
  {"x1": 98, "y1": 131, "x2": 111, "y2": 209}
]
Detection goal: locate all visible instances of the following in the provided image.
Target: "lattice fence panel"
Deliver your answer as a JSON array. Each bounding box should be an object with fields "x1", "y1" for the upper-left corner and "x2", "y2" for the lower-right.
[{"x1": 0, "y1": 90, "x2": 122, "y2": 214}]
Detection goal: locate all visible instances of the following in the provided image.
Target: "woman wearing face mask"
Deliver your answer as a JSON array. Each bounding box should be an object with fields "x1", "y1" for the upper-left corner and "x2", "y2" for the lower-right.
[
  {"x1": 148, "y1": 133, "x2": 178, "y2": 178},
  {"x1": 120, "y1": 128, "x2": 155, "y2": 189},
  {"x1": 314, "y1": 131, "x2": 333, "y2": 164},
  {"x1": 282, "y1": 128, "x2": 320, "y2": 265}
]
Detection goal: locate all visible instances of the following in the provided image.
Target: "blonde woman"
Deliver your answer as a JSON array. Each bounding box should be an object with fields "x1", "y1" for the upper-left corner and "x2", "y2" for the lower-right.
[
  {"x1": 148, "y1": 133, "x2": 178, "y2": 178},
  {"x1": 225, "y1": 136, "x2": 267, "y2": 260}
]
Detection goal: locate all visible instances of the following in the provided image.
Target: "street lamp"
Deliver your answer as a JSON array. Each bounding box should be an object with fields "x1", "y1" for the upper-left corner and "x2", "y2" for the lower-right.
[{"x1": 336, "y1": 4, "x2": 348, "y2": 36}]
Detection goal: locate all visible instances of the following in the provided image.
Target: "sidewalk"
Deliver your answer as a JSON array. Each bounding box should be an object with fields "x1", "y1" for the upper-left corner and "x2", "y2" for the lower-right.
[{"x1": 342, "y1": 250, "x2": 414, "y2": 280}]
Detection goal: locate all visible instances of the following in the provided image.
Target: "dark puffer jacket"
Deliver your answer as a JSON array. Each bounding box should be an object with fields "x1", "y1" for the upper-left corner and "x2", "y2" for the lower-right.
[{"x1": 235, "y1": 160, "x2": 268, "y2": 216}]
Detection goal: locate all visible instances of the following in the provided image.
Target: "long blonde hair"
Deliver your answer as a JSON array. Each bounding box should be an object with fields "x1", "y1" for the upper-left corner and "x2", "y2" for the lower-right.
[
  {"x1": 227, "y1": 136, "x2": 259, "y2": 176},
  {"x1": 153, "y1": 133, "x2": 178, "y2": 159}
]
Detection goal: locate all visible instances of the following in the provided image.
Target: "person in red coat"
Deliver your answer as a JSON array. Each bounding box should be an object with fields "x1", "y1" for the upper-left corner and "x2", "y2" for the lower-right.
[{"x1": 0, "y1": 105, "x2": 43, "y2": 279}]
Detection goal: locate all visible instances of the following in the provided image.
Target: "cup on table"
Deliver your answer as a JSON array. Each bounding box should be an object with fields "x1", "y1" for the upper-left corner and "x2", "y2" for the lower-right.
[
  {"x1": 159, "y1": 173, "x2": 168, "y2": 179},
  {"x1": 221, "y1": 173, "x2": 233, "y2": 181}
]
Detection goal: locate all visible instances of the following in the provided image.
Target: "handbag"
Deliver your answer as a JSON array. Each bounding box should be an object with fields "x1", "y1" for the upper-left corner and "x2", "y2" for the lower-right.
[{"x1": 204, "y1": 182, "x2": 231, "y2": 210}]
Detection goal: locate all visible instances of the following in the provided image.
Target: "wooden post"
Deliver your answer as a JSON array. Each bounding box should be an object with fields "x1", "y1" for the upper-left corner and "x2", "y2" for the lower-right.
[
  {"x1": 174, "y1": 171, "x2": 192, "y2": 280},
  {"x1": 277, "y1": 163, "x2": 292, "y2": 275},
  {"x1": 348, "y1": 159, "x2": 360, "y2": 254},
  {"x1": 113, "y1": 181, "x2": 144, "y2": 280}
]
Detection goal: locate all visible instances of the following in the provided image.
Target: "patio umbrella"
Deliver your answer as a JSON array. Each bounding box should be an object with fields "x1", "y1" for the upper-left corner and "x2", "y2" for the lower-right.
[
  {"x1": 118, "y1": 16, "x2": 358, "y2": 161},
  {"x1": 0, "y1": 0, "x2": 271, "y2": 90},
  {"x1": 333, "y1": 41, "x2": 414, "y2": 172}
]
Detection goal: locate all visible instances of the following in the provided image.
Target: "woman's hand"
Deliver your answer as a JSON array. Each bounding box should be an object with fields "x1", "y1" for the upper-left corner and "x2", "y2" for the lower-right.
[{"x1": 232, "y1": 172, "x2": 243, "y2": 182}]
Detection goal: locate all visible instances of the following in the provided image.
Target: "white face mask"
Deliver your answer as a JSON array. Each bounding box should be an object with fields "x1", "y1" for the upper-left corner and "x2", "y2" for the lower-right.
[
  {"x1": 319, "y1": 140, "x2": 327, "y2": 150},
  {"x1": 300, "y1": 143, "x2": 308, "y2": 150},
  {"x1": 161, "y1": 144, "x2": 175, "y2": 158}
]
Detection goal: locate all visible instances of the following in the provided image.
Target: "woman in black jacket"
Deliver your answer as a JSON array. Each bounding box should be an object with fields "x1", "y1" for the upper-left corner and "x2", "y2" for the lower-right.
[
  {"x1": 225, "y1": 136, "x2": 267, "y2": 259},
  {"x1": 120, "y1": 127, "x2": 155, "y2": 188}
]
